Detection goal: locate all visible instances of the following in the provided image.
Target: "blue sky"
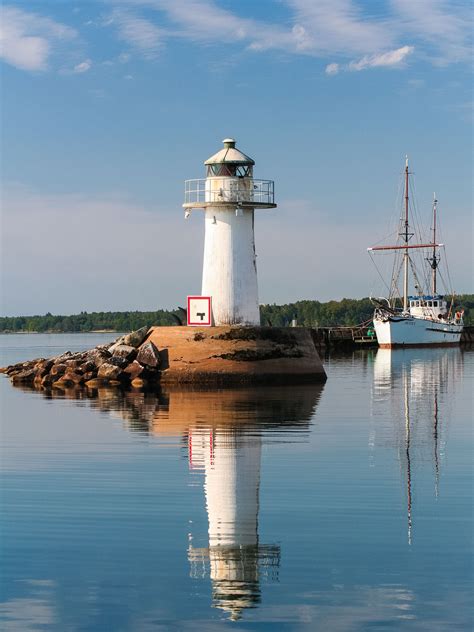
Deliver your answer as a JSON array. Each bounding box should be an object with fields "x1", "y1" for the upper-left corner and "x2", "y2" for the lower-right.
[{"x1": 1, "y1": 0, "x2": 472, "y2": 315}]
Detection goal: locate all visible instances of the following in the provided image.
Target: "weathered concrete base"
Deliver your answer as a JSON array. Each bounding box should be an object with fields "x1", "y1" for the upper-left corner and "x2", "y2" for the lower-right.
[{"x1": 144, "y1": 326, "x2": 326, "y2": 384}]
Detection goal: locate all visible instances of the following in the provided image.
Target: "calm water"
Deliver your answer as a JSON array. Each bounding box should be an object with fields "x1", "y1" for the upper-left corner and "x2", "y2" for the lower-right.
[{"x1": 0, "y1": 334, "x2": 472, "y2": 631}]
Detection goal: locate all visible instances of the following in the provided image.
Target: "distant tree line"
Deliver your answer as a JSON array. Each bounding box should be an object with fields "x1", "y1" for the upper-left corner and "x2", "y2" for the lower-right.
[
  {"x1": 261, "y1": 298, "x2": 374, "y2": 327},
  {"x1": 1, "y1": 295, "x2": 472, "y2": 333},
  {"x1": 0, "y1": 310, "x2": 180, "y2": 333}
]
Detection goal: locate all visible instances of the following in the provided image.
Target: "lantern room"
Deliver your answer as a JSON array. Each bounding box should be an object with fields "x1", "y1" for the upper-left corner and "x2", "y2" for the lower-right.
[
  {"x1": 183, "y1": 138, "x2": 275, "y2": 210},
  {"x1": 204, "y1": 138, "x2": 255, "y2": 178}
]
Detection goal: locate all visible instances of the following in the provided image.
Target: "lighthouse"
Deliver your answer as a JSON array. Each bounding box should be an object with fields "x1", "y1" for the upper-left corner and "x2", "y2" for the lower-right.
[{"x1": 184, "y1": 138, "x2": 276, "y2": 326}]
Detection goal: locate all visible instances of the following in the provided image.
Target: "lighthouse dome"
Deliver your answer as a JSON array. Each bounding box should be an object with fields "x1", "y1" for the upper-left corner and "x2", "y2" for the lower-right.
[
  {"x1": 205, "y1": 138, "x2": 255, "y2": 165},
  {"x1": 205, "y1": 138, "x2": 254, "y2": 177}
]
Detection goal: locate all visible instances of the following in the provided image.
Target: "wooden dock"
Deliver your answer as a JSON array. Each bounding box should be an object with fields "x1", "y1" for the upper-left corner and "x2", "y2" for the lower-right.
[{"x1": 310, "y1": 326, "x2": 377, "y2": 350}]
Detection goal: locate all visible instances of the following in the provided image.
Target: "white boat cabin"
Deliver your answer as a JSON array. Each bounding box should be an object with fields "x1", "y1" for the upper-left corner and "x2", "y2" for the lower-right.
[{"x1": 408, "y1": 295, "x2": 449, "y2": 320}]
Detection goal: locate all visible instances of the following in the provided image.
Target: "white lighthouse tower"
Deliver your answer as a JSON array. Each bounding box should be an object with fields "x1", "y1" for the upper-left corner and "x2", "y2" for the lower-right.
[{"x1": 184, "y1": 138, "x2": 276, "y2": 326}]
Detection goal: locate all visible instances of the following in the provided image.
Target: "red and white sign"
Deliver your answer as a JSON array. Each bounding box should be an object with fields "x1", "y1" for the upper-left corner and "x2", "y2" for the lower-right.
[{"x1": 187, "y1": 296, "x2": 212, "y2": 326}]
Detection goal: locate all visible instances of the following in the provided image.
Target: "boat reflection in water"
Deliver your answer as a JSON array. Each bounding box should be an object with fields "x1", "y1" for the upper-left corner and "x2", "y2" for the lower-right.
[{"x1": 372, "y1": 346, "x2": 463, "y2": 544}]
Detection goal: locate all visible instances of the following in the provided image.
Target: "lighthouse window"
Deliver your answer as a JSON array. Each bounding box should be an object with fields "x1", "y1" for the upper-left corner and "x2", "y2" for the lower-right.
[
  {"x1": 207, "y1": 165, "x2": 226, "y2": 176},
  {"x1": 207, "y1": 164, "x2": 252, "y2": 177},
  {"x1": 208, "y1": 164, "x2": 235, "y2": 176},
  {"x1": 236, "y1": 165, "x2": 252, "y2": 177}
]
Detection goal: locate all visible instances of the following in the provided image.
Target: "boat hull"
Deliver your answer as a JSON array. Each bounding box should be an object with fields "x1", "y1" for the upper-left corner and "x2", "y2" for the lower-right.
[{"x1": 374, "y1": 315, "x2": 463, "y2": 348}]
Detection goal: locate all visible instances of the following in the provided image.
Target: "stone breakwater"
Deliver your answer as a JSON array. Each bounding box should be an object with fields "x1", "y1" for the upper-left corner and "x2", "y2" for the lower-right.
[
  {"x1": 1, "y1": 326, "x2": 327, "y2": 388},
  {"x1": 1, "y1": 326, "x2": 157, "y2": 390}
]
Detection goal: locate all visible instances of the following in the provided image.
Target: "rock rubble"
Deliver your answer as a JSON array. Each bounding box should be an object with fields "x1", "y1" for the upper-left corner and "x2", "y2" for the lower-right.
[{"x1": 0, "y1": 326, "x2": 160, "y2": 390}]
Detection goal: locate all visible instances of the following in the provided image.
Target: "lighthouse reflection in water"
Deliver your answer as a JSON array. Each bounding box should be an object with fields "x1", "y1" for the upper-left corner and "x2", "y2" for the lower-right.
[
  {"x1": 188, "y1": 421, "x2": 276, "y2": 620},
  {"x1": 154, "y1": 387, "x2": 322, "y2": 621}
]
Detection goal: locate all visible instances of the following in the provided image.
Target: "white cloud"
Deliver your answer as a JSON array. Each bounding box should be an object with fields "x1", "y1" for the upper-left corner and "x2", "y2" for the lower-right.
[
  {"x1": 2, "y1": 1, "x2": 471, "y2": 75},
  {"x1": 128, "y1": 0, "x2": 388, "y2": 56},
  {"x1": 391, "y1": 0, "x2": 472, "y2": 63},
  {"x1": 325, "y1": 62, "x2": 339, "y2": 75},
  {"x1": 0, "y1": 5, "x2": 76, "y2": 71},
  {"x1": 325, "y1": 45, "x2": 414, "y2": 75},
  {"x1": 348, "y1": 45, "x2": 414, "y2": 71},
  {"x1": 106, "y1": 9, "x2": 163, "y2": 58},
  {"x1": 107, "y1": 0, "x2": 472, "y2": 71},
  {"x1": 109, "y1": 0, "x2": 295, "y2": 55},
  {"x1": 73, "y1": 58, "x2": 91, "y2": 73},
  {"x1": 288, "y1": 0, "x2": 392, "y2": 55}
]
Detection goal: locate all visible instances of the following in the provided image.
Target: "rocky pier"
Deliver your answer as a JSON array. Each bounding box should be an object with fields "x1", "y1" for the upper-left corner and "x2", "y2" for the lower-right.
[{"x1": 1, "y1": 325, "x2": 327, "y2": 390}]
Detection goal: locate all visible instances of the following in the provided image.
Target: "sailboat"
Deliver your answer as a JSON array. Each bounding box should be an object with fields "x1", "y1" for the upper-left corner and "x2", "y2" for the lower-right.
[{"x1": 368, "y1": 158, "x2": 464, "y2": 348}]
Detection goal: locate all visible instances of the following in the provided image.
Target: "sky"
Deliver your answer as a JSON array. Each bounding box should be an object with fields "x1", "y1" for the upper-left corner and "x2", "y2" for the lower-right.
[{"x1": 0, "y1": 0, "x2": 472, "y2": 316}]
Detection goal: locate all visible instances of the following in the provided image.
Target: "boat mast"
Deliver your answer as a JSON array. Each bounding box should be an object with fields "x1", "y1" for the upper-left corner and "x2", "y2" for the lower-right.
[
  {"x1": 403, "y1": 157, "x2": 410, "y2": 312},
  {"x1": 428, "y1": 193, "x2": 439, "y2": 295}
]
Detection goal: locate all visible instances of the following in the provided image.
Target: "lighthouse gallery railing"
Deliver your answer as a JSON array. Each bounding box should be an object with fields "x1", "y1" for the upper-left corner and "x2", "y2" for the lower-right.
[{"x1": 184, "y1": 178, "x2": 274, "y2": 206}]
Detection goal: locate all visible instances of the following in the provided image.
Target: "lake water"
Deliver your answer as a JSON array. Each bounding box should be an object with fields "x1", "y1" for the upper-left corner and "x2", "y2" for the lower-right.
[{"x1": 0, "y1": 334, "x2": 472, "y2": 631}]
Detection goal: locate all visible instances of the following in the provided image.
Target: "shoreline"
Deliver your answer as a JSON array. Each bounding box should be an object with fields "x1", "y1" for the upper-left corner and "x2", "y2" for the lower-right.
[{"x1": 0, "y1": 329, "x2": 120, "y2": 335}]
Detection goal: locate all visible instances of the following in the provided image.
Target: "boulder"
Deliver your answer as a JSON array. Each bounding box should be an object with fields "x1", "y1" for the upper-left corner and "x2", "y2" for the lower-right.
[
  {"x1": 115, "y1": 326, "x2": 149, "y2": 349},
  {"x1": 97, "y1": 363, "x2": 123, "y2": 380},
  {"x1": 11, "y1": 369, "x2": 36, "y2": 383},
  {"x1": 107, "y1": 356, "x2": 129, "y2": 369},
  {"x1": 53, "y1": 352, "x2": 73, "y2": 364},
  {"x1": 29, "y1": 358, "x2": 45, "y2": 366},
  {"x1": 50, "y1": 363, "x2": 67, "y2": 377},
  {"x1": 34, "y1": 360, "x2": 54, "y2": 377},
  {"x1": 5, "y1": 366, "x2": 22, "y2": 376},
  {"x1": 110, "y1": 345, "x2": 137, "y2": 361},
  {"x1": 124, "y1": 360, "x2": 146, "y2": 379},
  {"x1": 136, "y1": 341, "x2": 160, "y2": 368},
  {"x1": 95, "y1": 344, "x2": 110, "y2": 352},
  {"x1": 79, "y1": 360, "x2": 96, "y2": 373},
  {"x1": 63, "y1": 371, "x2": 84, "y2": 385},
  {"x1": 87, "y1": 348, "x2": 111, "y2": 368}
]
